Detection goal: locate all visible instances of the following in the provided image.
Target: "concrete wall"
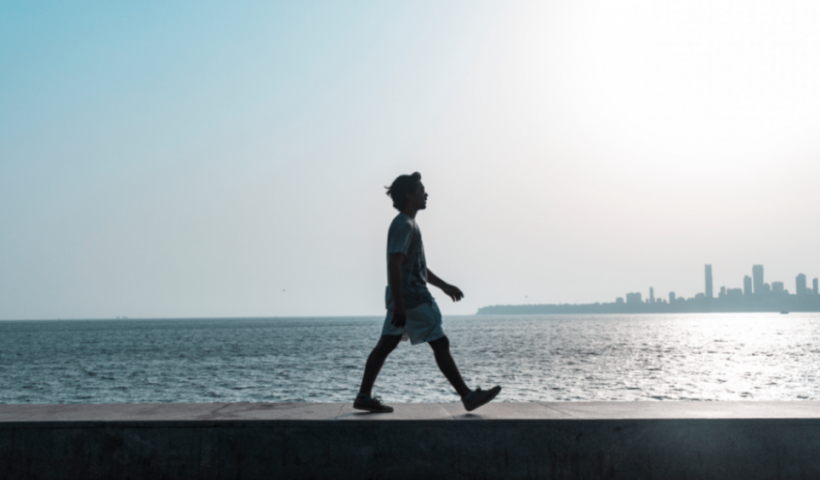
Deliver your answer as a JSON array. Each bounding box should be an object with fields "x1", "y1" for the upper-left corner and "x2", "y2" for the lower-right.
[{"x1": 2, "y1": 402, "x2": 820, "y2": 479}]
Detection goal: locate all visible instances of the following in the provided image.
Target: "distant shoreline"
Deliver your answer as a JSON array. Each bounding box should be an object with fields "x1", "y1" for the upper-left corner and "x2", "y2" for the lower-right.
[{"x1": 477, "y1": 297, "x2": 820, "y2": 315}]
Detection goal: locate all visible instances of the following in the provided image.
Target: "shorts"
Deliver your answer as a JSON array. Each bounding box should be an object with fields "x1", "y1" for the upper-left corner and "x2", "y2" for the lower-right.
[{"x1": 381, "y1": 300, "x2": 445, "y2": 345}]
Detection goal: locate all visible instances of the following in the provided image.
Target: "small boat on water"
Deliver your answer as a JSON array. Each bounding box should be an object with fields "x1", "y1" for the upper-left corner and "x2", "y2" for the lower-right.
[{"x1": 780, "y1": 311, "x2": 789, "y2": 314}]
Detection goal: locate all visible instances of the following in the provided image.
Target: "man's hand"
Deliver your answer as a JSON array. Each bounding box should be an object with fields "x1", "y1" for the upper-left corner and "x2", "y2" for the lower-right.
[
  {"x1": 427, "y1": 268, "x2": 464, "y2": 302},
  {"x1": 441, "y1": 284, "x2": 464, "y2": 302},
  {"x1": 391, "y1": 305, "x2": 407, "y2": 328}
]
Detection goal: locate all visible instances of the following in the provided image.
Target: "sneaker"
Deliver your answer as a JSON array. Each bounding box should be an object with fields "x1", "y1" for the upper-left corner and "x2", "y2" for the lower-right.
[
  {"x1": 353, "y1": 394, "x2": 394, "y2": 413},
  {"x1": 462, "y1": 386, "x2": 501, "y2": 412}
]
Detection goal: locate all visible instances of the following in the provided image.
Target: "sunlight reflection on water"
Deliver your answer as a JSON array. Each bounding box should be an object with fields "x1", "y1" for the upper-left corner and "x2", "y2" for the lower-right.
[{"x1": 1, "y1": 313, "x2": 818, "y2": 404}]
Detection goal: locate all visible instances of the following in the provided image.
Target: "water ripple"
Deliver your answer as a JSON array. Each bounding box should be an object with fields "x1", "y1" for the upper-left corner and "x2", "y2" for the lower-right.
[{"x1": 1, "y1": 313, "x2": 819, "y2": 404}]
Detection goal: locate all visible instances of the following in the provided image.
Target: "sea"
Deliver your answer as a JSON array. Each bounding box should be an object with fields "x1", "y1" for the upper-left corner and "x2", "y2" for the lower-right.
[{"x1": 1, "y1": 313, "x2": 819, "y2": 404}]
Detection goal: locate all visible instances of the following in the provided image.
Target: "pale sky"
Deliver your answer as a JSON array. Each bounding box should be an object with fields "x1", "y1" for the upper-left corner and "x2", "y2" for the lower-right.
[{"x1": 2, "y1": 1, "x2": 819, "y2": 319}]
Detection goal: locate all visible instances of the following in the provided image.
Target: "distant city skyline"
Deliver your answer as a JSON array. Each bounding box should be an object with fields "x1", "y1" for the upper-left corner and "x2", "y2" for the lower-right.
[
  {"x1": 616, "y1": 264, "x2": 819, "y2": 307},
  {"x1": 479, "y1": 264, "x2": 820, "y2": 315}
]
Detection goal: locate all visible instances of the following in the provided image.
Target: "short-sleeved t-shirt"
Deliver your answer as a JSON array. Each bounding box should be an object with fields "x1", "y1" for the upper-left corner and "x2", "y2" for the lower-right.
[{"x1": 384, "y1": 213, "x2": 433, "y2": 310}]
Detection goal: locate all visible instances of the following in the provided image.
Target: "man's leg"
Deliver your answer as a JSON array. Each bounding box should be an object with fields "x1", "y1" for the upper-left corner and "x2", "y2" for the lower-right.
[
  {"x1": 358, "y1": 334, "x2": 402, "y2": 397},
  {"x1": 428, "y1": 336, "x2": 471, "y2": 398}
]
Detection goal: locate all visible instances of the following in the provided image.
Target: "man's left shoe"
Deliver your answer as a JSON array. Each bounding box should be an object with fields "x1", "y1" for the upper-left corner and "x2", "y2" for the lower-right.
[{"x1": 353, "y1": 394, "x2": 394, "y2": 413}]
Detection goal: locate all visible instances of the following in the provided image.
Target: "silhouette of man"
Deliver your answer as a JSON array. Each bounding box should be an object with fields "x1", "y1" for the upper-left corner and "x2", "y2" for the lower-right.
[{"x1": 354, "y1": 172, "x2": 501, "y2": 413}]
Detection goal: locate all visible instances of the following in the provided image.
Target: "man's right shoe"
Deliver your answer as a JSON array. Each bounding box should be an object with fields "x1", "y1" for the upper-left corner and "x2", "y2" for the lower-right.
[
  {"x1": 462, "y1": 386, "x2": 502, "y2": 412},
  {"x1": 353, "y1": 394, "x2": 394, "y2": 413}
]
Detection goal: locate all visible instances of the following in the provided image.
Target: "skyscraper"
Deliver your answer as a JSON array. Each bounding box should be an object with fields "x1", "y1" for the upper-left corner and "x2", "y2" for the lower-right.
[
  {"x1": 814, "y1": 278, "x2": 819, "y2": 295},
  {"x1": 744, "y1": 275, "x2": 752, "y2": 296},
  {"x1": 753, "y1": 265, "x2": 764, "y2": 295},
  {"x1": 796, "y1": 273, "x2": 807, "y2": 296},
  {"x1": 650, "y1": 287, "x2": 655, "y2": 303},
  {"x1": 669, "y1": 292, "x2": 676, "y2": 303},
  {"x1": 705, "y1": 264, "x2": 713, "y2": 299}
]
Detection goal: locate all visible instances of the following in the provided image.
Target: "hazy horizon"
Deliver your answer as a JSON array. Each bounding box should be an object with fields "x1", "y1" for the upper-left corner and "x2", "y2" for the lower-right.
[{"x1": 2, "y1": 1, "x2": 819, "y2": 320}]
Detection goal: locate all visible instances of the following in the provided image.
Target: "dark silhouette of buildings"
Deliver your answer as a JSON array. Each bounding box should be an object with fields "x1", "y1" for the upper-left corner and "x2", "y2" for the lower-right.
[
  {"x1": 752, "y1": 265, "x2": 764, "y2": 295},
  {"x1": 626, "y1": 292, "x2": 642, "y2": 304},
  {"x1": 705, "y1": 265, "x2": 713, "y2": 300},
  {"x1": 796, "y1": 273, "x2": 807, "y2": 296},
  {"x1": 477, "y1": 264, "x2": 820, "y2": 315}
]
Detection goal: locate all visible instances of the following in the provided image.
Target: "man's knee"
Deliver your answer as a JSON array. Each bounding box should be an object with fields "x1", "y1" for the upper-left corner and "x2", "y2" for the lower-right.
[
  {"x1": 429, "y1": 335, "x2": 450, "y2": 352},
  {"x1": 373, "y1": 335, "x2": 401, "y2": 357}
]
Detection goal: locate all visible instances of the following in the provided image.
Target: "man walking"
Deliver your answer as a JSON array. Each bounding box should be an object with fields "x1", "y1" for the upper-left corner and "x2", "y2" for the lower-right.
[{"x1": 354, "y1": 172, "x2": 501, "y2": 413}]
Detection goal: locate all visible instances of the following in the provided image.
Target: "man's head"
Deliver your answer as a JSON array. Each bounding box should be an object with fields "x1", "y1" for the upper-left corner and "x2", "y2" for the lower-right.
[{"x1": 386, "y1": 172, "x2": 427, "y2": 212}]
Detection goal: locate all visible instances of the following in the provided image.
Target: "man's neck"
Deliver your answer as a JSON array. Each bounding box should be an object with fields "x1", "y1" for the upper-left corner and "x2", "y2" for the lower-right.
[{"x1": 400, "y1": 206, "x2": 418, "y2": 219}]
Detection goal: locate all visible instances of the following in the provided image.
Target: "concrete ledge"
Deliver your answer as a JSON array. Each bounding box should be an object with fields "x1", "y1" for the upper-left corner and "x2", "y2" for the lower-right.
[{"x1": 2, "y1": 402, "x2": 820, "y2": 479}]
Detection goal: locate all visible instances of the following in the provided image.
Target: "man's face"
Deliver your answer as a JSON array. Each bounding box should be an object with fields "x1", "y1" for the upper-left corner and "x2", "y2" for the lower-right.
[{"x1": 406, "y1": 182, "x2": 428, "y2": 210}]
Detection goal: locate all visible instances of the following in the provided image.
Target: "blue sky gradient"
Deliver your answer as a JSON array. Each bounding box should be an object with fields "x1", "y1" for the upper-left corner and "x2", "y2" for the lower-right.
[{"x1": 3, "y1": 1, "x2": 820, "y2": 318}]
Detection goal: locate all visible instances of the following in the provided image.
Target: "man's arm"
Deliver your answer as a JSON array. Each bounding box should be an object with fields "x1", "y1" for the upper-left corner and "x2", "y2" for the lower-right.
[
  {"x1": 427, "y1": 269, "x2": 464, "y2": 302},
  {"x1": 388, "y1": 252, "x2": 407, "y2": 328}
]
